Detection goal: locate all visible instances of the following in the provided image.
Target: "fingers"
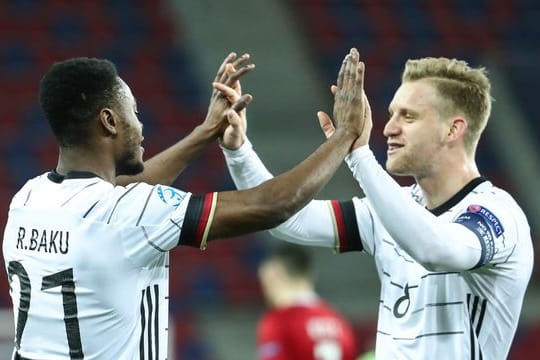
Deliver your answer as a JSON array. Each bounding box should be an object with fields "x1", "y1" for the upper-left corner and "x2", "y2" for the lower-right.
[
  {"x1": 355, "y1": 61, "x2": 365, "y2": 98},
  {"x1": 212, "y1": 83, "x2": 252, "y2": 113},
  {"x1": 214, "y1": 52, "x2": 237, "y2": 83},
  {"x1": 317, "y1": 111, "x2": 335, "y2": 139},
  {"x1": 336, "y1": 54, "x2": 348, "y2": 89},
  {"x1": 363, "y1": 91, "x2": 371, "y2": 119},
  {"x1": 222, "y1": 109, "x2": 247, "y2": 150},
  {"x1": 331, "y1": 48, "x2": 367, "y2": 138},
  {"x1": 231, "y1": 54, "x2": 251, "y2": 72},
  {"x1": 232, "y1": 94, "x2": 252, "y2": 113},
  {"x1": 227, "y1": 109, "x2": 242, "y2": 127},
  {"x1": 342, "y1": 48, "x2": 359, "y2": 91},
  {"x1": 213, "y1": 82, "x2": 241, "y2": 103},
  {"x1": 336, "y1": 48, "x2": 361, "y2": 105},
  {"x1": 334, "y1": 48, "x2": 363, "y2": 114},
  {"x1": 225, "y1": 63, "x2": 255, "y2": 87},
  {"x1": 218, "y1": 53, "x2": 252, "y2": 85}
]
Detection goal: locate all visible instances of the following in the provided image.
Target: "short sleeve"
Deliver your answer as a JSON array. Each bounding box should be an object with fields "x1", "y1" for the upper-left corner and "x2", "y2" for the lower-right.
[{"x1": 110, "y1": 183, "x2": 217, "y2": 266}]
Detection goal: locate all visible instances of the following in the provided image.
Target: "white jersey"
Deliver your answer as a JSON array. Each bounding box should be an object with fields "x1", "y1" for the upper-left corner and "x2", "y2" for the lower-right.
[
  {"x1": 223, "y1": 141, "x2": 534, "y2": 360},
  {"x1": 3, "y1": 171, "x2": 217, "y2": 360},
  {"x1": 346, "y1": 180, "x2": 532, "y2": 359}
]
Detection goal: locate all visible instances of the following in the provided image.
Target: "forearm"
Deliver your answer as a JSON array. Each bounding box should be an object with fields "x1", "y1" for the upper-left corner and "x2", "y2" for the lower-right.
[
  {"x1": 268, "y1": 200, "x2": 337, "y2": 248},
  {"x1": 259, "y1": 129, "x2": 356, "y2": 220},
  {"x1": 222, "y1": 138, "x2": 273, "y2": 189},
  {"x1": 117, "y1": 125, "x2": 217, "y2": 186},
  {"x1": 346, "y1": 146, "x2": 480, "y2": 271},
  {"x1": 223, "y1": 139, "x2": 337, "y2": 248},
  {"x1": 209, "y1": 129, "x2": 357, "y2": 238}
]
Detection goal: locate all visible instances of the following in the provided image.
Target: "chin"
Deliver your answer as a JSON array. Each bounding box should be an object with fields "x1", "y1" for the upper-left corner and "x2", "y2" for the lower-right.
[
  {"x1": 386, "y1": 160, "x2": 410, "y2": 176},
  {"x1": 116, "y1": 161, "x2": 144, "y2": 176}
]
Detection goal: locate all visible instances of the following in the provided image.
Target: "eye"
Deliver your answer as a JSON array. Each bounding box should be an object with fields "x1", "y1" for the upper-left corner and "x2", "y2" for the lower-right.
[{"x1": 401, "y1": 110, "x2": 415, "y2": 121}]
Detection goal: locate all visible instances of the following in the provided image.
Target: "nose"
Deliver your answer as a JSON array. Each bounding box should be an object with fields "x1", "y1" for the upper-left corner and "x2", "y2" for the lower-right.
[{"x1": 383, "y1": 115, "x2": 400, "y2": 138}]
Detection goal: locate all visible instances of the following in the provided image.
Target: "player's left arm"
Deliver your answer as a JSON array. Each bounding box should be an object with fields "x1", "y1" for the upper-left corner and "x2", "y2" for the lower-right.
[
  {"x1": 344, "y1": 146, "x2": 523, "y2": 272},
  {"x1": 116, "y1": 53, "x2": 254, "y2": 186},
  {"x1": 316, "y1": 90, "x2": 498, "y2": 272}
]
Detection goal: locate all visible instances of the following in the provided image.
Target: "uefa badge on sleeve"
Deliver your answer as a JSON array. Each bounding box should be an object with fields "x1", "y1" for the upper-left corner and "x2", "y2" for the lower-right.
[{"x1": 156, "y1": 185, "x2": 186, "y2": 207}]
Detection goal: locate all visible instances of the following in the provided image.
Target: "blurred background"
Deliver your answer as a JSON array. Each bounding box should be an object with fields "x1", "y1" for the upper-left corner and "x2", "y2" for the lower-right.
[{"x1": 0, "y1": 0, "x2": 539, "y2": 359}]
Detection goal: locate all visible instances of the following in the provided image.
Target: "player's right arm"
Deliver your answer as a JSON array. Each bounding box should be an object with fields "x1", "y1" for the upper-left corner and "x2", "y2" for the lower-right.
[
  {"x1": 222, "y1": 139, "x2": 368, "y2": 253},
  {"x1": 115, "y1": 49, "x2": 367, "y2": 264},
  {"x1": 206, "y1": 49, "x2": 366, "y2": 241},
  {"x1": 116, "y1": 52, "x2": 254, "y2": 187},
  {"x1": 217, "y1": 50, "x2": 369, "y2": 252}
]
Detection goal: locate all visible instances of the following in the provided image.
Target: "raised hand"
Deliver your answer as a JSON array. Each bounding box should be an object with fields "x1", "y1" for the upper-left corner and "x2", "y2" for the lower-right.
[
  {"x1": 317, "y1": 48, "x2": 371, "y2": 150},
  {"x1": 203, "y1": 53, "x2": 255, "y2": 137},
  {"x1": 212, "y1": 61, "x2": 250, "y2": 150},
  {"x1": 318, "y1": 91, "x2": 372, "y2": 150}
]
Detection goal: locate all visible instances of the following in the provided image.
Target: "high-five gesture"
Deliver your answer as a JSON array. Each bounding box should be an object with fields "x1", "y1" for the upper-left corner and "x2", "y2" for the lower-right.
[
  {"x1": 116, "y1": 52, "x2": 254, "y2": 186},
  {"x1": 204, "y1": 53, "x2": 254, "y2": 136},
  {"x1": 318, "y1": 48, "x2": 372, "y2": 150},
  {"x1": 213, "y1": 62, "x2": 249, "y2": 150},
  {"x1": 333, "y1": 48, "x2": 365, "y2": 132}
]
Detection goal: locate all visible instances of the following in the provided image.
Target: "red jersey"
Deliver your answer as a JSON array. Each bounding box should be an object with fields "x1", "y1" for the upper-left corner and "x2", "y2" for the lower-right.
[{"x1": 257, "y1": 296, "x2": 358, "y2": 360}]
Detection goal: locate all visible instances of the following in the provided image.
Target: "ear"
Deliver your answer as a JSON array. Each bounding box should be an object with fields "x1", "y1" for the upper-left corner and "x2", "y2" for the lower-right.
[
  {"x1": 99, "y1": 108, "x2": 118, "y2": 137},
  {"x1": 447, "y1": 117, "x2": 467, "y2": 143}
]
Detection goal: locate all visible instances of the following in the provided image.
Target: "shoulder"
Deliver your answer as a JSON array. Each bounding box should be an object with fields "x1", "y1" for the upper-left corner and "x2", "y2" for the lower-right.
[
  {"x1": 9, "y1": 173, "x2": 49, "y2": 208},
  {"x1": 461, "y1": 181, "x2": 528, "y2": 226},
  {"x1": 111, "y1": 182, "x2": 187, "y2": 204},
  {"x1": 453, "y1": 180, "x2": 532, "y2": 258},
  {"x1": 89, "y1": 182, "x2": 191, "y2": 225}
]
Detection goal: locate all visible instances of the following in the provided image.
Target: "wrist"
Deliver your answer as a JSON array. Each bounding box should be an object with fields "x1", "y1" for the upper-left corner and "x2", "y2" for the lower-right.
[
  {"x1": 193, "y1": 123, "x2": 220, "y2": 142},
  {"x1": 219, "y1": 135, "x2": 246, "y2": 150},
  {"x1": 345, "y1": 144, "x2": 373, "y2": 167},
  {"x1": 220, "y1": 138, "x2": 253, "y2": 158},
  {"x1": 332, "y1": 128, "x2": 358, "y2": 143}
]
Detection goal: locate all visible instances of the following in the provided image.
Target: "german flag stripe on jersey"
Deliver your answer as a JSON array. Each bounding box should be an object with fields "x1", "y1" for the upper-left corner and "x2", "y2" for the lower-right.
[
  {"x1": 329, "y1": 200, "x2": 363, "y2": 253},
  {"x1": 178, "y1": 192, "x2": 217, "y2": 250}
]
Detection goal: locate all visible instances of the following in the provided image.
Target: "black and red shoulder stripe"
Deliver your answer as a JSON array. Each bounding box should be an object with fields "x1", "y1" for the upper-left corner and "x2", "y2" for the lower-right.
[{"x1": 330, "y1": 200, "x2": 363, "y2": 253}]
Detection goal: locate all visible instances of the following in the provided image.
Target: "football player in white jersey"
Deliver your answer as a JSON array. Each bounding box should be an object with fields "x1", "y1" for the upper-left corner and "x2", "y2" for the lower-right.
[
  {"x1": 3, "y1": 49, "x2": 368, "y2": 359},
  {"x1": 220, "y1": 56, "x2": 534, "y2": 359}
]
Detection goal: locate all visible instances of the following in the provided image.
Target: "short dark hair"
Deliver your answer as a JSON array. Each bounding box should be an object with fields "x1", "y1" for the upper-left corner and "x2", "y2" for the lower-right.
[
  {"x1": 39, "y1": 57, "x2": 121, "y2": 147},
  {"x1": 263, "y1": 243, "x2": 312, "y2": 279}
]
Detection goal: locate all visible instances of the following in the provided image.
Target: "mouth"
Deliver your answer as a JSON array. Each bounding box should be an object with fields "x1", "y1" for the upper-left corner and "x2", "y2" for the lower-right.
[{"x1": 387, "y1": 142, "x2": 404, "y2": 154}]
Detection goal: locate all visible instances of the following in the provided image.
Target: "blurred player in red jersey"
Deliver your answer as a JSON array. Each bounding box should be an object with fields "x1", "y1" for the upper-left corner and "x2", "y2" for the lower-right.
[{"x1": 257, "y1": 244, "x2": 358, "y2": 360}]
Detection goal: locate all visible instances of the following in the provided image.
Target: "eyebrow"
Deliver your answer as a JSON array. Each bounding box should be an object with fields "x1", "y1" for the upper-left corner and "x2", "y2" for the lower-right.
[{"x1": 388, "y1": 106, "x2": 419, "y2": 116}]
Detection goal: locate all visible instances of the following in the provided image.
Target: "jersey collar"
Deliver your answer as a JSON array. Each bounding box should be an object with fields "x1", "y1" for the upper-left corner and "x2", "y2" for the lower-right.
[
  {"x1": 429, "y1": 176, "x2": 487, "y2": 216},
  {"x1": 48, "y1": 170, "x2": 102, "y2": 184}
]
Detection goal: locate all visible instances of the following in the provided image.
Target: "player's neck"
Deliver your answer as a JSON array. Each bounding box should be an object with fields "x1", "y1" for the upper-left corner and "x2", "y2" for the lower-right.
[
  {"x1": 57, "y1": 146, "x2": 117, "y2": 184},
  {"x1": 416, "y1": 158, "x2": 480, "y2": 210}
]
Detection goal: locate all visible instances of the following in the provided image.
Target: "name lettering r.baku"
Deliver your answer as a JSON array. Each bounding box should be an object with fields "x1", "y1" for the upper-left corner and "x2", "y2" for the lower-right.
[{"x1": 16, "y1": 226, "x2": 70, "y2": 254}]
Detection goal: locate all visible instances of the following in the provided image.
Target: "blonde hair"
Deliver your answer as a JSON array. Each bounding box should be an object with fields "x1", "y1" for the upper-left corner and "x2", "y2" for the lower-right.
[{"x1": 402, "y1": 57, "x2": 492, "y2": 153}]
